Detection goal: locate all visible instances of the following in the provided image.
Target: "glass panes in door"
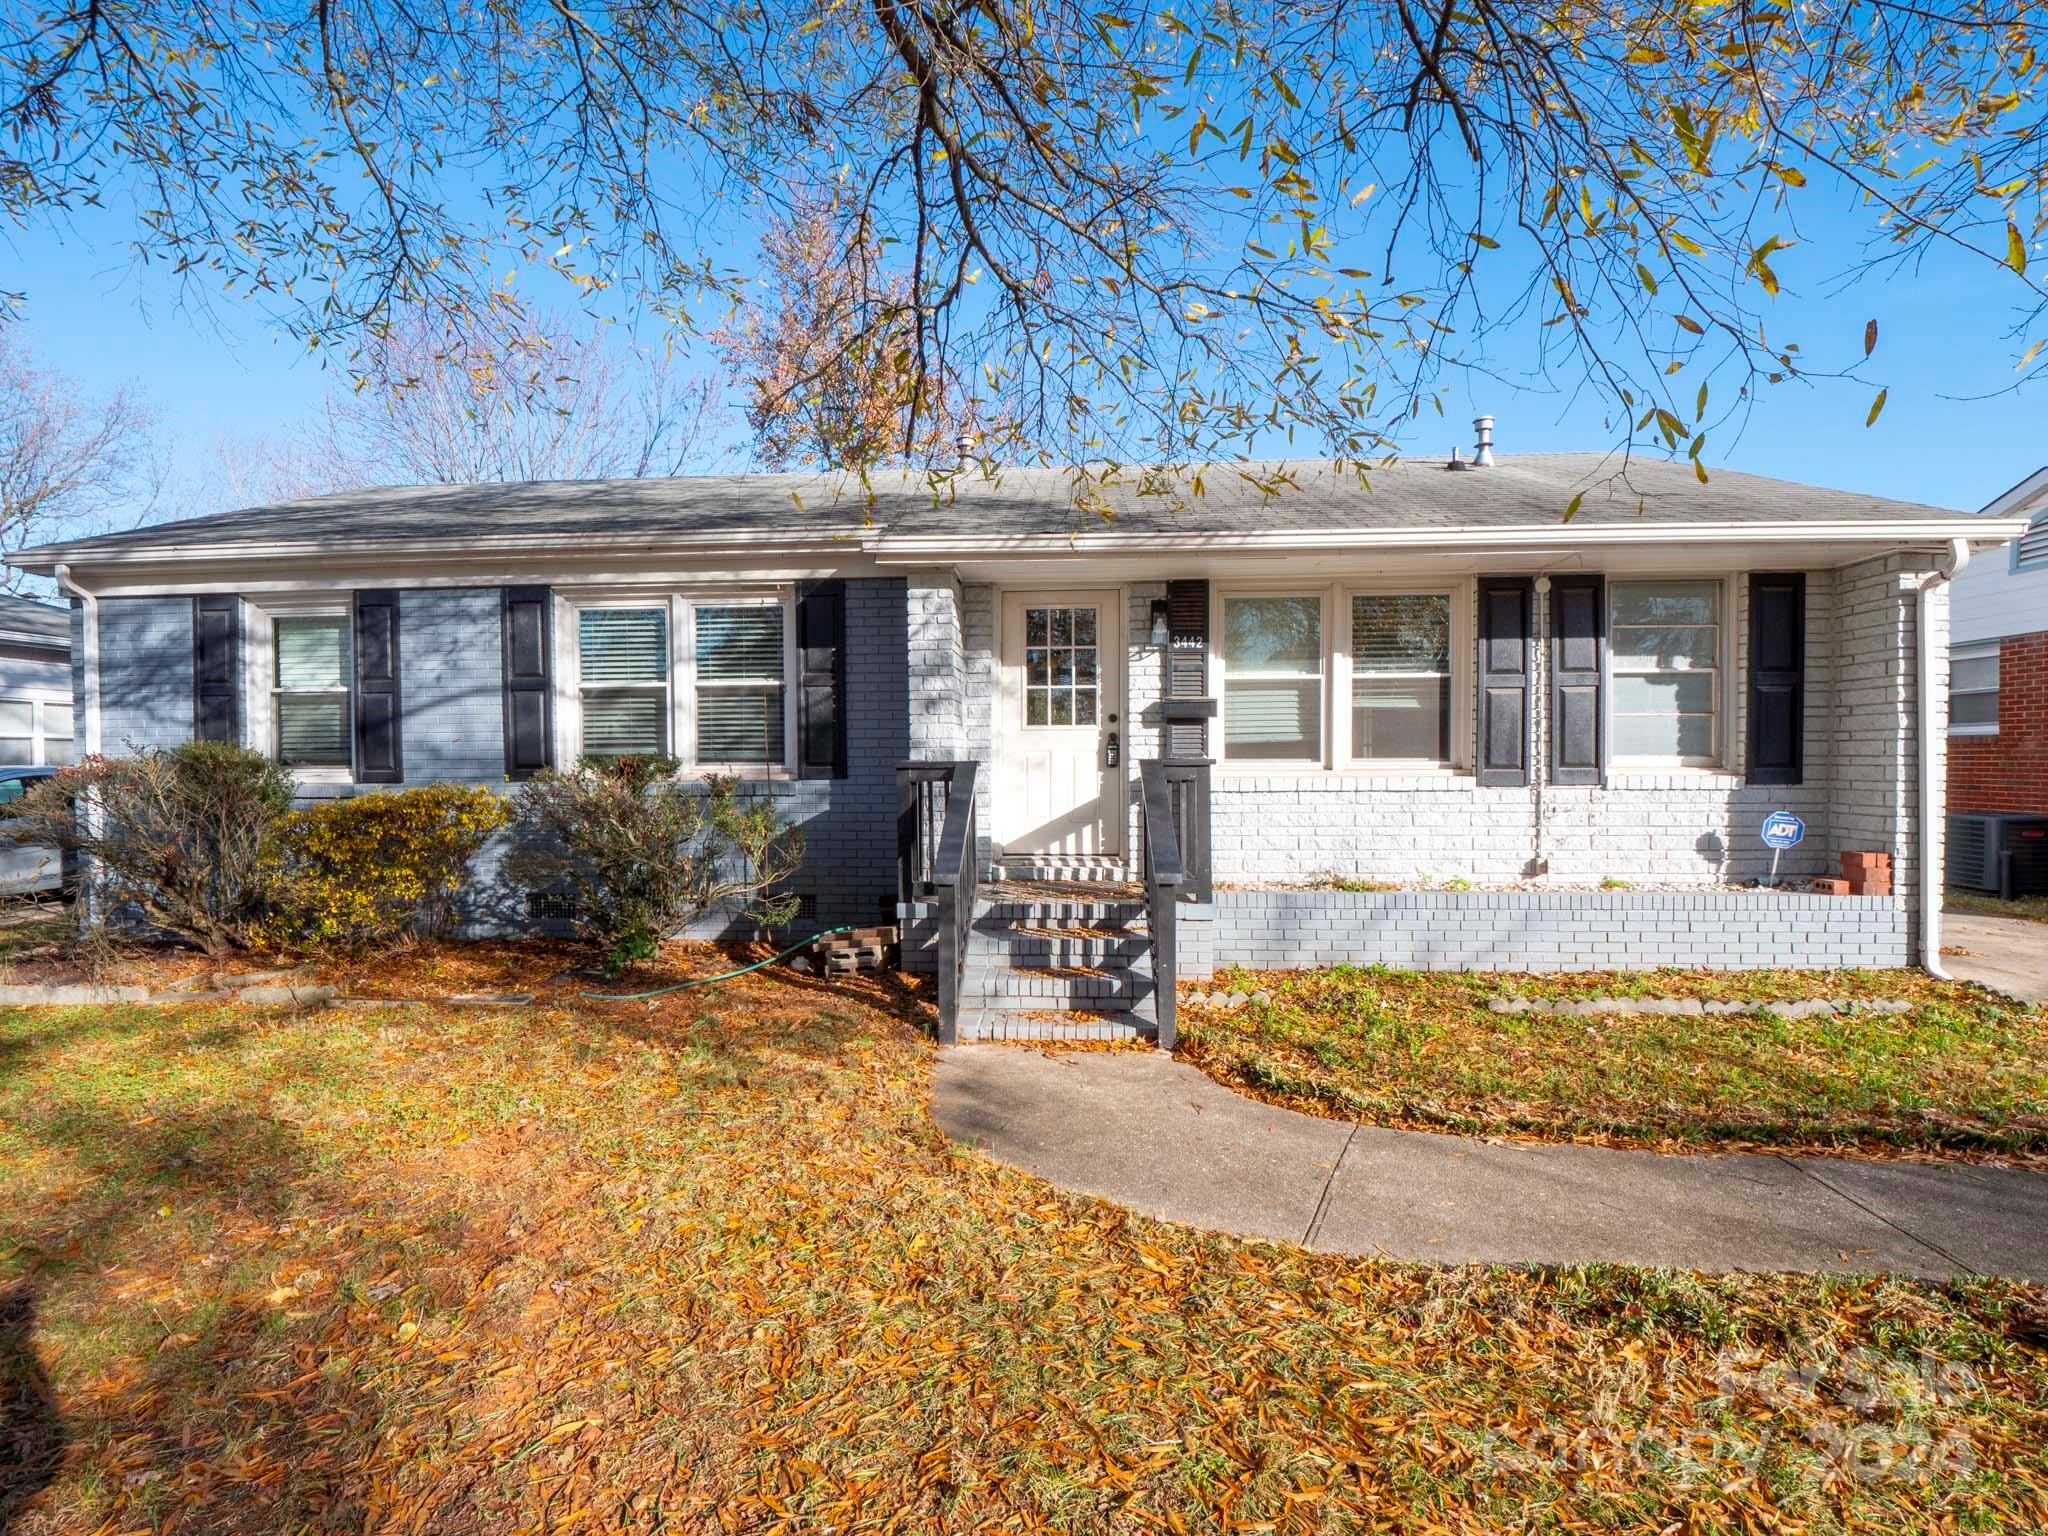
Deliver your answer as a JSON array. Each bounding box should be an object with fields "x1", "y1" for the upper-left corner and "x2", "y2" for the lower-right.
[{"x1": 1023, "y1": 606, "x2": 1100, "y2": 726}]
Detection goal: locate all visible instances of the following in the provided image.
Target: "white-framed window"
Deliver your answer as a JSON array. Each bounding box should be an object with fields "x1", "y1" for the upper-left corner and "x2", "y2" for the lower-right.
[
  {"x1": 567, "y1": 592, "x2": 797, "y2": 772},
  {"x1": 272, "y1": 613, "x2": 353, "y2": 768},
  {"x1": 1219, "y1": 592, "x2": 1326, "y2": 764},
  {"x1": 577, "y1": 605, "x2": 671, "y2": 758},
  {"x1": 687, "y1": 599, "x2": 790, "y2": 769},
  {"x1": 0, "y1": 698, "x2": 73, "y2": 766},
  {"x1": 1347, "y1": 592, "x2": 1453, "y2": 763},
  {"x1": 1609, "y1": 579, "x2": 1722, "y2": 765},
  {"x1": 1950, "y1": 642, "x2": 1999, "y2": 735}
]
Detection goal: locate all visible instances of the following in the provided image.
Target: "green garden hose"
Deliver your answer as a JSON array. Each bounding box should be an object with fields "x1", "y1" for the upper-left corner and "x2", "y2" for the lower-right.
[{"x1": 575, "y1": 925, "x2": 860, "y2": 1001}]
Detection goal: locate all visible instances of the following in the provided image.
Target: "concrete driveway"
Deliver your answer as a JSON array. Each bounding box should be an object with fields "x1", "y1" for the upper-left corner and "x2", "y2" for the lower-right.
[
  {"x1": 933, "y1": 1046, "x2": 2048, "y2": 1280},
  {"x1": 1942, "y1": 911, "x2": 2048, "y2": 1004}
]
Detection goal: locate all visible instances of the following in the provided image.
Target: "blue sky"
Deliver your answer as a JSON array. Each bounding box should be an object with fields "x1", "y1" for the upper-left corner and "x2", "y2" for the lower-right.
[{"x1": 8, "y1": 176, "x2": 2043, "y2": 519}]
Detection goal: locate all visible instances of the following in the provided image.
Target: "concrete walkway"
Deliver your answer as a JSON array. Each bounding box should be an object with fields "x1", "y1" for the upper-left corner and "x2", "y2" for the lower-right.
[
  {"x1": 1942, "y1": 911, "x2": 2048, "y2": 1004},
  {"x1": 933, "y1": 1046, "x2": 2048, "y2": 1280}
]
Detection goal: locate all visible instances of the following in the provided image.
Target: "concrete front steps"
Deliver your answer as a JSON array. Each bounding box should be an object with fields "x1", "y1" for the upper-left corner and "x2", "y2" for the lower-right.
[{"x1": 957, "y1": 879, "x2": 1159, "y2": 1043}]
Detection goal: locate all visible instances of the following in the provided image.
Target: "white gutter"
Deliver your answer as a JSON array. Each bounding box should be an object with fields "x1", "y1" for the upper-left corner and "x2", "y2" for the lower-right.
[
  {"x1": 6, "y1": 517, "x2": 2034, "y2": 574},
  {"x1": 864, "y1": 517, "x2": 2038, "y2": 561},
  {"x1": 1918, "y1": 537, "x2": 1971, "y2": 980},
  {"x1": 52, "y1": 563, "x2": 100, "y2": 757}
]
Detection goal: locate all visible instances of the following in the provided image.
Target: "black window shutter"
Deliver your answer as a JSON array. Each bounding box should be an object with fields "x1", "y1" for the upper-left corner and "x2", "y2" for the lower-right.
[
  {"x1": 1746, "y1": 572, "x2": 1806, "y2": 786},
  {"x1": 1548, "y1": 575, "x2": 1606, "y2": 787},
  {"x1": 352, "y1": 590, "x2": 403, "y2": 784},
  {"x1": 796, "y1": 580, "x2": 847, "y2": 779},
  {"x1": 192, "y1": 595, "x2": 242, "y2": 744},
  {"x1": 1476, "y1": 578, "x2": 1533, "y2": 787},
  {"x1": 501, "y1": 586, "x2": 553, "y2": 780},
  {"x1": 1165, "y1": 579, "x2": 1210, "y2": 757}
]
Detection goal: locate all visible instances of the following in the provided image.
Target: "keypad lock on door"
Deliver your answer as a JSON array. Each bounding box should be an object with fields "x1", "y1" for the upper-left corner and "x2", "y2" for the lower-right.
[{"x1": 1105, "y1": 730, "x2": 1121, "y2": 767}]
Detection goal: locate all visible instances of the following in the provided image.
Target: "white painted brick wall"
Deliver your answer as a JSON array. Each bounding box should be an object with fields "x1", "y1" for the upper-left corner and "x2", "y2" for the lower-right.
[{"x1": 948, "y1": 565, "x2": 1927, "y2": 967}]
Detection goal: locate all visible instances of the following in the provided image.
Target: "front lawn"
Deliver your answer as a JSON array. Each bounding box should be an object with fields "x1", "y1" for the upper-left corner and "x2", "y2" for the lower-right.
[
  {"x1": 1180, "y1": 966, "x2": 2048, "y2": 1161},
  {"x1": 3, "y1": 958, "x2": 2047, "y2": 1532}
]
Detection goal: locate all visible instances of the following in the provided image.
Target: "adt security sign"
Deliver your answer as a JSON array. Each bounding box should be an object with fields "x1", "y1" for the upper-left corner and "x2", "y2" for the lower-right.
[{"x1": 1761, "y1": 812, "x2": 1806, "y2": 850}]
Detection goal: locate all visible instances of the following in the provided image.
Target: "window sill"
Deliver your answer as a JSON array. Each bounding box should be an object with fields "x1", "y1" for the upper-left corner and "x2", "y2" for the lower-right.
[
  {"x1": 1948, "y1": 726, "x2": 1998, "y2": 739},
  {"x1": 1212, "y1": 762, "x2": 1470, "y2": 783}
]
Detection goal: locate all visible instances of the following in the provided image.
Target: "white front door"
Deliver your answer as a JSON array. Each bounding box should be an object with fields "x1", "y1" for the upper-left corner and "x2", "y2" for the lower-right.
[{"x1": 995, "y1": 590, "x2": 1123, "y2": 858}]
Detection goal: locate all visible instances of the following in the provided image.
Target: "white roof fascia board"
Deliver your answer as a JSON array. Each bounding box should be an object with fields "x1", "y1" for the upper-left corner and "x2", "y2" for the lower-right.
[
  {"x1": 5, "y1": 525, "x2": 871, "y2": 573},
  {"x1": 866, "y1": 519, "x2": 2034, "y2": 561}
]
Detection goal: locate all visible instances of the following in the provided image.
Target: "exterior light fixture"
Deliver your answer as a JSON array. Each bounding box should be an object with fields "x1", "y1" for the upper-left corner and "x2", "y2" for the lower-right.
[{"x1": 1149, "y1": 598, "x2": 1171, "y2": 647}]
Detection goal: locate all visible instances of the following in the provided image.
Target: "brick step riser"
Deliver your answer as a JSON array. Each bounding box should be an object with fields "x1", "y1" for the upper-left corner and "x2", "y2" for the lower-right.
[
  {"x1": 977, "y1": 939, "x2": 1152, "y2": 965},
  {"x1": 966, "y1": 980, "x2": 1153, "y2": 1007},
  {"x1": 992, "y1": 869, "x2": 1131, "y2": 886},
  {"x1": 977, "y1": 902, "x2": 1149, "y2": 925},
  {"x1": 968, "y1": 994, "x2": 1155, "y2": 1014},
  {"x1": 961, "y1": 1019, "x2": 1157, "y2": 1042}
]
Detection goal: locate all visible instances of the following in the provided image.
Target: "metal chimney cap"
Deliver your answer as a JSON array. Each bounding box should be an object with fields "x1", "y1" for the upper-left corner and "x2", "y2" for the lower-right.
[{"x1": 1472, "y1": 414, "x2": 1496, "y2": 468}]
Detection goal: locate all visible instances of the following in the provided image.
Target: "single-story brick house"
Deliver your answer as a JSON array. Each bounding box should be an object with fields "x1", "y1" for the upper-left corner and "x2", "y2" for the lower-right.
[
  {"x1": 1946, "y1": 466, "x2": 2048, "y2": 864},
  {"x1": 10, "y1": 432, "x2": 2028, "y2": 1040}
]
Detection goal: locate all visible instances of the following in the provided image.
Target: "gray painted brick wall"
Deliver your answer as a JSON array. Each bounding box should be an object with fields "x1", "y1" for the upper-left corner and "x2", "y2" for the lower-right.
[
  {"x1": 97, "y1": 596, "x2": 194, "y2": 753},
  {"x1": 398, "y1": 588, "x2": 506, "y2": 785},
  {"x1": 87, "y1": 581, "x2": 913, "y2": 941},
  {"x1": 480, "y1": 575, "x2": 913, "y2": 938}
]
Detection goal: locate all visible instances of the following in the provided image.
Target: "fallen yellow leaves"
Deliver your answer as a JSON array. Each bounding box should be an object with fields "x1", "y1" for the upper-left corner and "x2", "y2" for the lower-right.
[{"x1": 0, "y1": 969, "x2": 2043, "y2": 1533}]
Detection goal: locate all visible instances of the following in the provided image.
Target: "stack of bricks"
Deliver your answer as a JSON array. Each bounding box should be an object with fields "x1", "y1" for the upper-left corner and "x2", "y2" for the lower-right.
[{"x1": 1841, "y1": 850, "x2": 1892, "y2": 897}]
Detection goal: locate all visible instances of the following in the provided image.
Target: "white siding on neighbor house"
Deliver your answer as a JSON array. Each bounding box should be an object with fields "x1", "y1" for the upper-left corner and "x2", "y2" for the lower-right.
[{"x1": 1948, "y1": 508, "x2": 2048, "y2": 646}]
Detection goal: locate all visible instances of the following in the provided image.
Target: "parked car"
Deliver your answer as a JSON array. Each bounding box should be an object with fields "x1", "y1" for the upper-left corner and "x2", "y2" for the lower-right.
[{"x1": 0, "y1": 765, "x2": 66, "y2": 896}]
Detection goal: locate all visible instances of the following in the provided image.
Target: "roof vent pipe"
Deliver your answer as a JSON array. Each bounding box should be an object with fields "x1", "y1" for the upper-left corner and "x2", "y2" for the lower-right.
[{"x1": 1473, "y1": 415, "x2": 1496, "y2": 467}]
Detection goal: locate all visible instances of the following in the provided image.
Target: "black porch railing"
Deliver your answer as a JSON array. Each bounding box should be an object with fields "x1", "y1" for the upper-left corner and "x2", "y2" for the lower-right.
[
  {"x1": 897, "y1": 760, "x2": 979, "y2": 1043},
  {"x1": 1138, "y1": 757, "x2": 1212, "y2": 1050}
]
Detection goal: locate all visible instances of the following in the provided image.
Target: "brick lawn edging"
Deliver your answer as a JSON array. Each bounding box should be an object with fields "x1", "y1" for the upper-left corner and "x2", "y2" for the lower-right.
[{"x1": 1178, "y1": 890, "x2": 1909, "y2": 977}]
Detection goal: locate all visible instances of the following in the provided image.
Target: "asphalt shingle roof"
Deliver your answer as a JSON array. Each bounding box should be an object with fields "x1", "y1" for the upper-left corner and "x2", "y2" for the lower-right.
[
  {"x1": 0, "y1": 592, "x2": 72, "y2": 645},
  {"x1": 8, "y1": 453, "x2": 1984, "y2": 564}
]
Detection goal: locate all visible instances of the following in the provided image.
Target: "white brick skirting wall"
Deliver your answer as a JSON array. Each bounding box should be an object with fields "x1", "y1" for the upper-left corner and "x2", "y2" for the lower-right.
[{"x1": 1184, "y1": 890, "x2": 1909, "y2": 976}]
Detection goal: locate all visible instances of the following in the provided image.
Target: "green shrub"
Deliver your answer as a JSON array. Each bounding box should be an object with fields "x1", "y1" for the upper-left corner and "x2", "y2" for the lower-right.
[
  {"x1": 9, "y1": 742, "x2": 294, "y2": 954},
  {"x1": 269, "y1": 785, "x2": 511, "y2": 950},
  {"x1": 505, "y1": 756, "x2": 804, "y2": 976}
]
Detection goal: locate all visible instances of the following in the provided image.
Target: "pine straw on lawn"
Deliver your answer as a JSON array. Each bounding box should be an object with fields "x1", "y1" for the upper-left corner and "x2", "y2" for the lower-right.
[
  {"x1": 1177, "y1": 965, "x2": 2048, "y2": 1165},
  {"x1": 0, "y1": 971, "x2": 2045, "y2": 1533}
]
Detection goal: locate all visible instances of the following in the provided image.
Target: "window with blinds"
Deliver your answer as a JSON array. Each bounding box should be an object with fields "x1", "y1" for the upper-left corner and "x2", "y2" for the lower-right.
[
  {"x1": 273, "y1": 615, "x2": 352, "y2": 767},
  {"x1": 1350, "y1": 594, "x2": 1451, "y2": 761},
  {"x1": 1221, "y1": 594, "x2": 1324, "y2": 762},
  {"x1": 1609, "y1": 580, "x2": 1720, "y2": 763},
  {"x1": 578, "y1": 607, "x2": 669, "y2": 758},
  {"x1": 1950, "y1": 643, "x2": 1999, "y2": 735},
  {"x1": 693, "y1": 603, "x2": 786, "y2": 766}
]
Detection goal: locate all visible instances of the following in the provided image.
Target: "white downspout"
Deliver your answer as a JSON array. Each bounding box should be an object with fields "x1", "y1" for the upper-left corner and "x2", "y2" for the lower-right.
[
  {"x1": 52, "y1": 564, "x2": 101, "y2": 756},
  {"x1": 1917, "y1": 537, "x2": 1970, "y2": 980},
  {"x1": 52, "y1": 563, "x2": 103, "y2": 935}
]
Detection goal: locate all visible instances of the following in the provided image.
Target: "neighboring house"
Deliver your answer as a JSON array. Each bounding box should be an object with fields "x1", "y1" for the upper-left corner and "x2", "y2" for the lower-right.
[
  {"x1": 0, "y1": 591, "x2": 75, "y2": 767},
  {"x1": 9, "y1": 431, "x2": 2027, "y2": 1036},
  {"x1": 1947, "y1": 468, "x2": 2048, "y2": 819}
]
